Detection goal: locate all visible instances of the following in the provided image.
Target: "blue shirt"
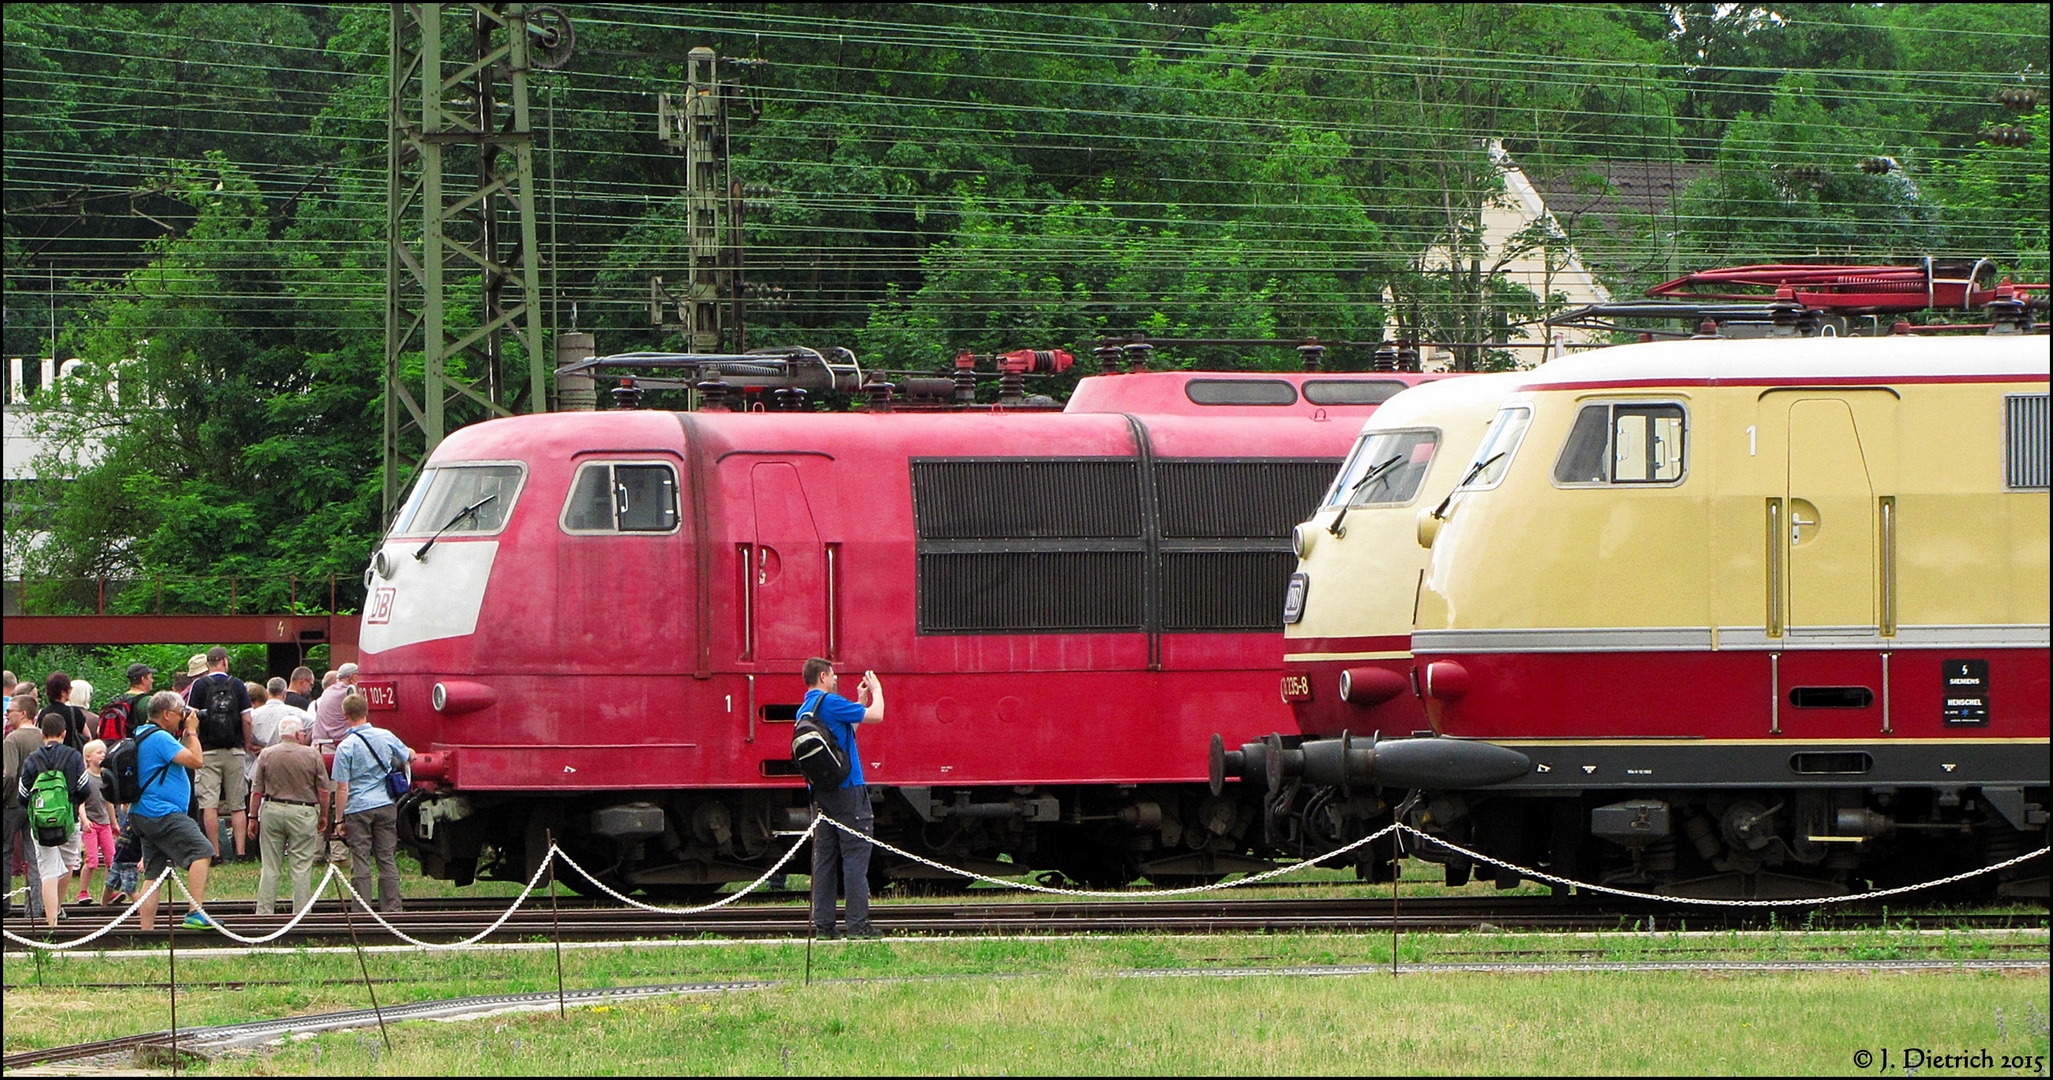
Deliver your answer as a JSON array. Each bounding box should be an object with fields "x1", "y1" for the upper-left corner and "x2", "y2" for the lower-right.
[
  {"x1": 801, "y1": 688, "x2": 867, "y2": 788},
  {"x1": 331, "y1": 723, "x2": 413, "y2": 812},
  {"x1": 133, "y1": 726, "x2": 193, "y2": 819}
]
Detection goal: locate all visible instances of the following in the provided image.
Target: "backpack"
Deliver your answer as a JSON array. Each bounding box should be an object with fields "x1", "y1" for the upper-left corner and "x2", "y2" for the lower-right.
[
  {"x1": 790, "y1": 693, "x2": 851, "y2": 791},
  {"x1": 101, "y1": 724, "x2": 176, "y2": 807},
  {"x1": 347, "y1": 729, "x2": 411, "y2": 800},
  {"x1": 97, "y1": 692, "x2": 146, "y2": 744},
  {"x1": 198, "y1": 676, "x2": 240, "y2": 746},
  {"x1": 27, "y1": 763, "x2": 75, "y2": 846}
]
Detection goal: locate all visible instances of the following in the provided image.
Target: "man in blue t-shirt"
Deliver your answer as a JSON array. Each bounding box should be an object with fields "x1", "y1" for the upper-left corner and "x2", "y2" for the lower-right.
[
  {"x1": 130, "y1": 691, "x2": 219, "y2": 931},
  {"x1": 800, "y1": 657, "x2": 885, "y2": 940}
]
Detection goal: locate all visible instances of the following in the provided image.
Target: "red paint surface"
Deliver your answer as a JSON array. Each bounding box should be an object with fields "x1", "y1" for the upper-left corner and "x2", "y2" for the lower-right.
[
  {"x1": 1285, "y1": 657, "x2": 1429, "y2": 737},
  {"x1": 1412, "y1": 647, "x2": 2049, "y2": 740}
]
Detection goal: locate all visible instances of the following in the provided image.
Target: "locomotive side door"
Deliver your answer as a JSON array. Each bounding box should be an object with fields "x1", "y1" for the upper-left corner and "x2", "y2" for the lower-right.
[
  {"x1": 1777, "y1": 391, "x2": 1899, "y2": 633},
  {"x1": 747, "y1": 461, "x2": 829, "y2": 662}
]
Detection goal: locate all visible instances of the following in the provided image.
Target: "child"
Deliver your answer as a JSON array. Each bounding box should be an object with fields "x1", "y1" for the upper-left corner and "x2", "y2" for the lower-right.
[{"x1": 77, "y1": 740, "x2": 118, "y2": 904}]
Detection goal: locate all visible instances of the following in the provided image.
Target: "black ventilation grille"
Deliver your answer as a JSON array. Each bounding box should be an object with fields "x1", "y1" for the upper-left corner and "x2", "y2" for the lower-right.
[
  {"x1": 919, "y1": 551, "x2": 1145, "y2": 633},
  {"x1": 912, "y1": 459, "x2": 1141, "y2": 539},
  {"x1": 2007, "y1": 394, "x2": 2048, "y2": 490},
  {"x1": 1155, "y1": 459, "x2": 1341, "y2": 538},
  {"x1": 1162, "y1": 551, "x2": 1297, "y2": 632}
]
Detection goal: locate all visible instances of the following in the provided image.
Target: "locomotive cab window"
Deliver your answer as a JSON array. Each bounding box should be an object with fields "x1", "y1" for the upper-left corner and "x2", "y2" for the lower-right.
[
  {"x1": 1553, "y1": 402, "x2": 1687, "y2": 486},
  {"x1": 1324, "y1": 429, "x2": 1440, "y2": 508},
  {"x1": 390, "y1": 464, "x2": 524, "y2": 536},
  {"x1": 1457, "y1": 405, "x2": 1533, "y2": 492},
  {"x1": 562, "y1": 462, "x2": 680, "y2": 534}
]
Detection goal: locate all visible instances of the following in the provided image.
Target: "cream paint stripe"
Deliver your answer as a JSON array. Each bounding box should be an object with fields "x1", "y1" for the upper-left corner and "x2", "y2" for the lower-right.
[
  {"x1": 1283, "y1": 651, "x2": 1412, "y2": 662},
  {"x1": 1490, "y1": 737, "x2": 2050, "y2": 747}
]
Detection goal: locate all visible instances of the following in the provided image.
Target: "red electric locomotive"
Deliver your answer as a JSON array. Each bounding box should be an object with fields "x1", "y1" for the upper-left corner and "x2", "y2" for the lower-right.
[{"x1": 361, "y1": 359, "x2": 1445, "y2": 893}]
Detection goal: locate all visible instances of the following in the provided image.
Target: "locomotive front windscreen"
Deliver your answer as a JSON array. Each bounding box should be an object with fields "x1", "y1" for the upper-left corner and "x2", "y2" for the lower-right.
[
  {"x1": 1323, "y1": 429, "x2": 1440, "y2": 508},
  {"x1": 390, "y1": 464, "x2": 523, "y2": 536}
]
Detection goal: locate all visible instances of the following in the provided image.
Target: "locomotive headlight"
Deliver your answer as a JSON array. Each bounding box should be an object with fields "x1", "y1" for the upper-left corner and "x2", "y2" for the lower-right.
[
  {"x1": 1339, "y1": 665, "x2": 1409, "y2": 706},
  {"x1": 1291, "y1": 523, "x2": 1315, "y2": 559},
  {"x1": 1423, "y1": 660, "x2": 1470, "y2": 701},
  {"x1": 432, "y1": 680, "x2": 497, "y2": 715}
]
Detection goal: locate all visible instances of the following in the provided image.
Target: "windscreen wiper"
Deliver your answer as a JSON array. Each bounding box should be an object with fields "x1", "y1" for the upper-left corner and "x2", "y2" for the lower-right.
[
  {"x1": 414, "y1": 494, "x2": 498, "y2": 561},
  {"x1": 1428, "y1": 452, "x2": 1506, "y2": 521},
  {"x1": 1326, "y1": 455, "x2": 1404, "y2": 537}
]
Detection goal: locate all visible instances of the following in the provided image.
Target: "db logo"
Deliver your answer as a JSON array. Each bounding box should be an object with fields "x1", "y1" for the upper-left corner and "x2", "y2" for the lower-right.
[{"x1": 366, "y1": 587, "x2": 397, "y2": 625}]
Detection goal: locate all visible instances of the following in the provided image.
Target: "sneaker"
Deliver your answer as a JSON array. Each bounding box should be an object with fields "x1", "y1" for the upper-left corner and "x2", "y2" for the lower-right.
[
  {"x1": 55, "y1": 908, "x2": 70, "y2": 922},
  {"x1": 103, "y1": 892, "x2": 128, "y2": 907},
  {"x1": 846, "y1": 925, "x2": 885, "y2": 939},
  {"x1": 181, "y1": 911, "x2": 218, "y2": 931},
  {"x1": 75, "y1": 893, "x2": 93, "y2": 905}
]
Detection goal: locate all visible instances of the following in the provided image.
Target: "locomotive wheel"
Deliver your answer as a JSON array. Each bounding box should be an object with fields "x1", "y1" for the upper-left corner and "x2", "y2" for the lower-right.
[
  {"x1": 555, "y1": 852, "x2": 630, "y2": 901},
  {"x1": 1054, "y1": 856, "x2": 1137, "y2": 889},
  {"x1": 641, "y1": 882, "x2": 724, "y2": 903},
  {"x1": 1146, "y1": 873, "x2": 1228, "y2": 890}
]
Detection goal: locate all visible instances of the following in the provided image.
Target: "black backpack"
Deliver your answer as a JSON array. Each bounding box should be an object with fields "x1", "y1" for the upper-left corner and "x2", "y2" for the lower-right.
[
  {"x1": 790, "y1": 694, "x2": 850, "y2": 791},
  {"x1": 101, "y1": 724, "x2": 176, "y2": 806},
  {"x1": 197, "y1": 676, "x2": 240, "y2": 746}
]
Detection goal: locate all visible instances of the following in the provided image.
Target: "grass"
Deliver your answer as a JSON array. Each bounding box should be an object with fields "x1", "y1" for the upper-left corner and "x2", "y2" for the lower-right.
[
  {"x1": 139, "y1": 970, "x2": 2053, "y2": 1075},
  {"x1": 5, "y1": 926, "x2": 2046, "y2": 1057}
]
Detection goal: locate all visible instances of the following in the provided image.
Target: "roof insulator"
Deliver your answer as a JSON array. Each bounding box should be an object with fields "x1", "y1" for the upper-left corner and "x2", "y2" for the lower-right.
[
  {"x1": 1297, "y1": 341, "x2": 1326, "y2": 372},
  {"x1": 611, "y1": 377, "x2": 644, "y2": 410},
  {"x1": 1996, "y1": 86, "x2": 2040, "y2": 112},
  {"x1": 1981, "y1": 125, "x2": 2032, "y2": 148},
  {"x1": 694, "y1": 380, "x2": 732, "y2": 411},
  {"x1": 1860, "y1": 156, "x2": 1897, "y2": 175}
]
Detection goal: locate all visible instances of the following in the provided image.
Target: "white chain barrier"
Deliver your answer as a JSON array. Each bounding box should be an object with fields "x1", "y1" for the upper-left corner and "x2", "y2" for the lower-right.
[
  {"x1": 545, "y1": 815, "x2": 822, "y2": 915},
  {"x1": 1383, "y1": 825, "x2": 2051, "y2": 908},
  {"x1": 815, "y1": 814, "x2": 2052, "y2": 907},
  {"x1": 819, "y1": 813, "x2": 1406, "y2": 898},
  {"x1": 4, "y1": 869, "x2": 174, "y2": 950},
  {"x1": 2, "y1": 814, "x2": 2044, "y2": 952},
  {"x1": 316, "y1": 839, "x2": 576, "y2": 950}
]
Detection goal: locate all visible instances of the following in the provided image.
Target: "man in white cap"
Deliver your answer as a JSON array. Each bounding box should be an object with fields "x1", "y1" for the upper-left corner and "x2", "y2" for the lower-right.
[{"x1": 312, "y1": 662, "x2": 359, "y2": 750}]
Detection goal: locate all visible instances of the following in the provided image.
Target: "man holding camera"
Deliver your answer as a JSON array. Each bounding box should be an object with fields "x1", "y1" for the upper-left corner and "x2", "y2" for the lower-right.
[
  {"x1": 800, "y1": 658, "x2": 884, "y2": 940},
  {"x1": 131, "y1": 691, "x2": 218, "y2": 931}
]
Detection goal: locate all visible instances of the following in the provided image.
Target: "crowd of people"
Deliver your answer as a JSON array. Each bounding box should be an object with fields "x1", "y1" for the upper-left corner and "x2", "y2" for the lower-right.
[{"x1": 2, "y1": 651, "x2": 413, "y2": 930}]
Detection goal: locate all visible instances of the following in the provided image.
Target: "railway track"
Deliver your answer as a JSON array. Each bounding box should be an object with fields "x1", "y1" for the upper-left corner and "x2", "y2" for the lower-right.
[{"x1": 5, "y1": 894, "x2": 2044, "y2": 948}]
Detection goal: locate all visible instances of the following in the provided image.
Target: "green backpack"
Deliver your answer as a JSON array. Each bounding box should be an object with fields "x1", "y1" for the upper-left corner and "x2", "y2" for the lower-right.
[{"x1": 28, "y1": 768, "x2": 75, "y2": 847}]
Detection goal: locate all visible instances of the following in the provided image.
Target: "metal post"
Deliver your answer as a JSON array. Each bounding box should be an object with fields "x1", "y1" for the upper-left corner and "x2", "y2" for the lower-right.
[
  {"x1": 546, "y1": 829, "x2": 566, "y2": 1018},
  {"x1": 1390, "y1": 846, "x2": 1400, "y2": 977},
  {"x1": 336, "y1": 872, "x2": 393, "y2": 1052},
  {"x1": 167, "y1": 903, "x2": 180, "y2": 1076}
]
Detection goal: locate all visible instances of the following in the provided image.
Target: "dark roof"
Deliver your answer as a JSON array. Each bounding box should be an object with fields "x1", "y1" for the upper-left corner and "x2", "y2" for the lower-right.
[{"x1": 1530, "y1": 160, "x2": 1709, "y2": 238}]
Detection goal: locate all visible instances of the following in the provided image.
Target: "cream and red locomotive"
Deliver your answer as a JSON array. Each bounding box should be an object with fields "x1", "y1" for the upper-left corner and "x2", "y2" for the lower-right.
[{"x1": 1237, "y1": 330, "x2": 2049, "y2": 897}]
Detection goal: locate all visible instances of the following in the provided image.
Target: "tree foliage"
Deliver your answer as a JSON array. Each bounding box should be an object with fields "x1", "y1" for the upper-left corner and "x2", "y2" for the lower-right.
[{"x1": 3, "y1": 3, "x2": 2045, "y2": 613}]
